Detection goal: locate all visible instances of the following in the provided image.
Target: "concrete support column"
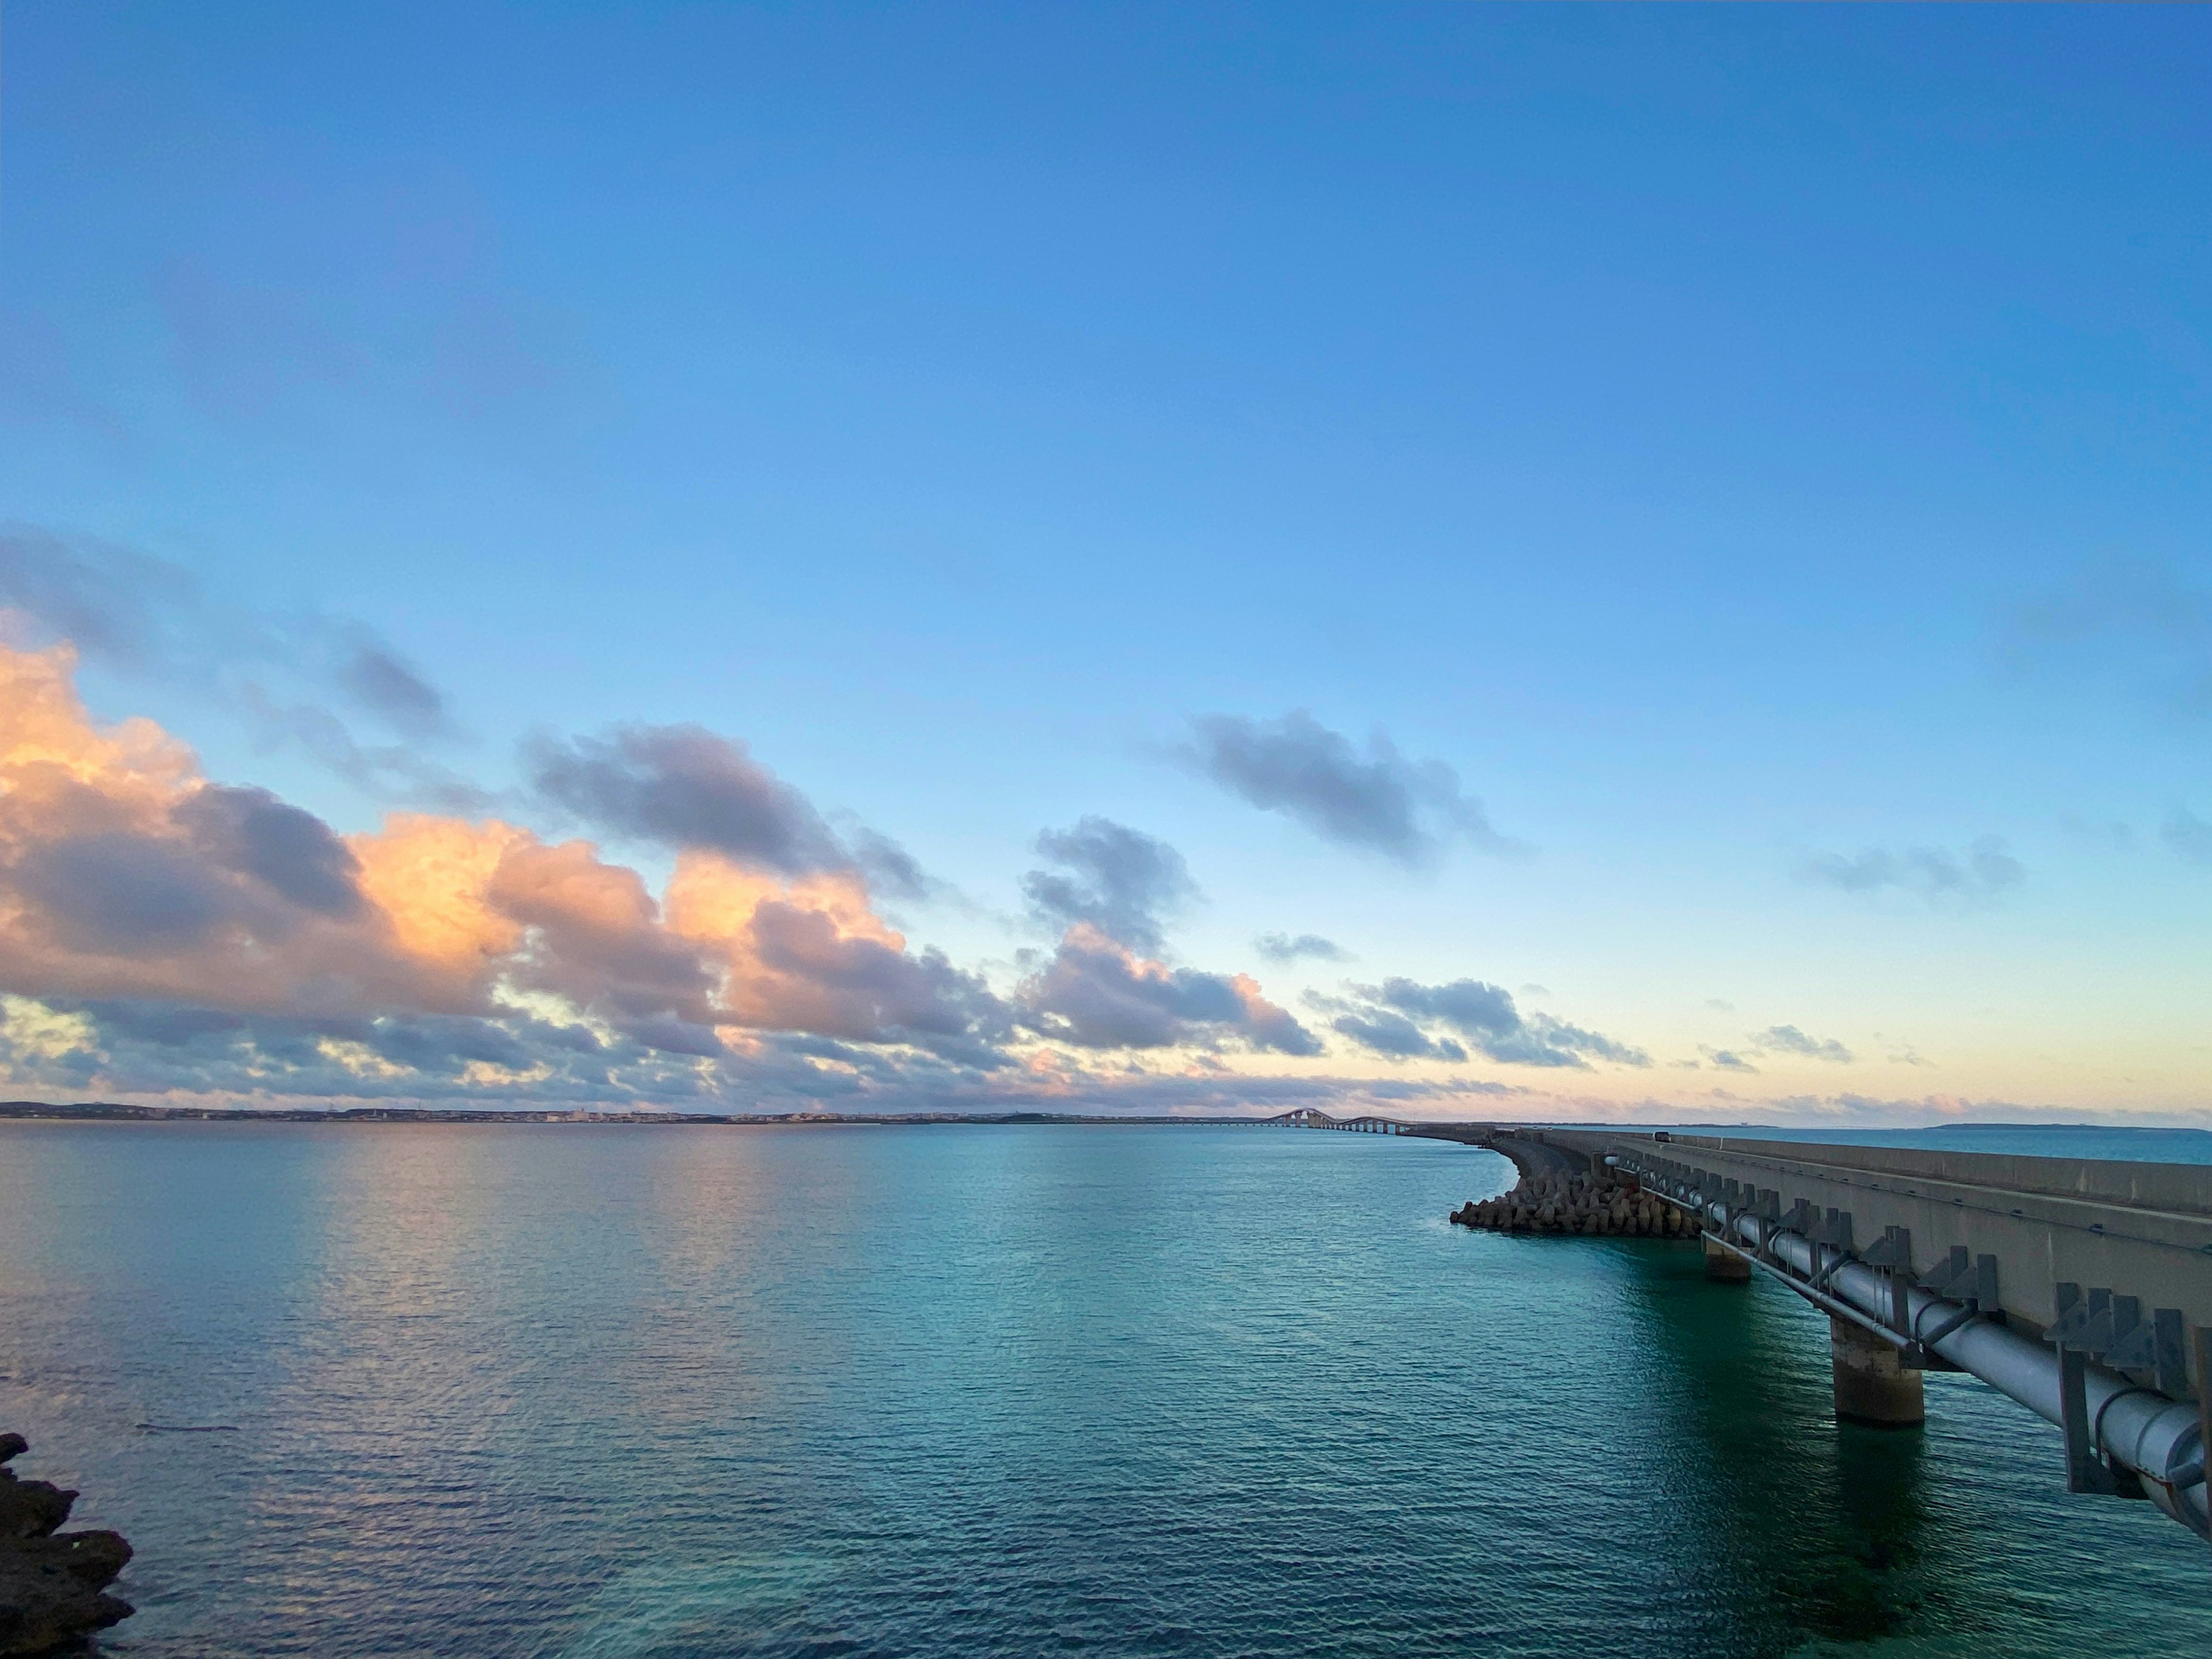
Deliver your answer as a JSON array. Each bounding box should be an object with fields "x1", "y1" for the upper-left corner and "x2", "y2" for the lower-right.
[
  {"x1": 1702, "y1": 1234, "x2": 1751, "y2": 1283},
  {"x1": 1830, "y1": 1316, "x2": 1925, "y2": 1427}
]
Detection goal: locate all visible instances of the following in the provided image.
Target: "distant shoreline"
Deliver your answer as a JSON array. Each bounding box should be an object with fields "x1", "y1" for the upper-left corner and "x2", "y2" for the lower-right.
[
  {"x1": 0, "y1": 1100, "x2": 1283, "y2": 1127},
  {"x1": 4, "y1": 1102, "x2": 2201, "y2": 1140}
]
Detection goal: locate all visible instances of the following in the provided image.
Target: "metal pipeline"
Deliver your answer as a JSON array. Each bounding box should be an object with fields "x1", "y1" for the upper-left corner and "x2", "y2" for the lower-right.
[{"x1": 1685, "y1": 1195, "x2": 2209, "y2": 1541}]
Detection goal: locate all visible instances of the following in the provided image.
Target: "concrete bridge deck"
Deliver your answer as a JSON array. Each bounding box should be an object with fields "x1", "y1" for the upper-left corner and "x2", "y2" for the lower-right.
[{"x1": 1300, "y1": 1115, "x2": 2212, "y2": 1552}]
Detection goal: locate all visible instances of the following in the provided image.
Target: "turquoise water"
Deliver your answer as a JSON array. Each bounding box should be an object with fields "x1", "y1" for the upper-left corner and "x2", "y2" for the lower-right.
[{"x1": 0, "y1": 1122, "x2": 2205, "y2": 1657}]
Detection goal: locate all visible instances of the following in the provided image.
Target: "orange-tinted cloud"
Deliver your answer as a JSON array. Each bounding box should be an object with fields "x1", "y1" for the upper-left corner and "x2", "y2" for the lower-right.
[
  {"x1": 669, "y1": 854, "x2": 1002, "y2": 1047},
  {"x1": 0, "y1": 642, "x2": 997, "y2": 1054}
]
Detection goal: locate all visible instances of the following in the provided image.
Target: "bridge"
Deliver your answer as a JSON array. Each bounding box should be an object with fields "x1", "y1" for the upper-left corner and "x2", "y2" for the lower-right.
[
  {"x1": 1268, "y1": 1109, "x2": 1411, "y2": 1134},
  {"x1": 1350, "y1": 1119, "x2": 2212, "y2": 1551}
]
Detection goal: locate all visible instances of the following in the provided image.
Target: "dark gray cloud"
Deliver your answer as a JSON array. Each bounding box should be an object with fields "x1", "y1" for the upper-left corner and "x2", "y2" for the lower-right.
[
  {"x1": 612, "y1": 1013, "x2": 728, "y2": 1059},
  {"x1": 1021, "y1": 817, "x2": 1196, "y2": 955},
  {"x1": 2001, "y1": 558, "x2": 2212, "y2": 718},
  {"x1": 0, "y1": 523, "x2": 466, "y2": 799},
  {"x1": 5, "y1": 782, "x2": 368, "y2": 963},
  {"x1": 15, "y1": 834, "x2": 232, "y2": 953},
  {"x1": 741, "y1": 899, "x2": 1012, "y2": 1061},
  {"x1": 1747, "y1": 1024, "x2": 1854, "y2": 1064},
  {"x1": 236, "y1": 687, "x2": 490, "y2": 813},
  {"x1": 0, "y1": 986, "x2": 1543, "y2": 1115},
  {"x1": 1798, "y1": 836, "x2": 2024, "y2": 903},
  {"x1": 484, "y1": 844, "x2": 721, "y2": 1028},
  {"x1": 1700, "y1": 1047, "x2": 1758, "y2": 1073},
  {"x1": 0, "y1": 525, "x2": 198, "y2": 668},
  {"x1": 1015, "y1": 929, "x2": 1321, "y2": 1056},
  {"x1": 0, "y1": 525, "x2": 453, "y2": 733},
  {"x1": 1328, "y1": 976, "x2": 1649, "y2": 1069},
  {"x1": 173, "y1": 786, "x2": 363, "y2": 918},
  {"x1": 0, "y1": 998, "x2": 715, "y2": 1107},
  {"x1": 528, "y1": 724, "x2": 846, "y2": 873},
  {"x1": 847, "y1": 827, "x2": 935, "y2": 903},
  {"x1": 336, "y1": 646, "x2": 449, "y2": 738},
  {"x1": 1180, "y1": 711, "x2": 1518, "y2": 865},
  {"x1": 1330, "y1": 1009, "x2": 1467, "y2": 1063},
  {"x1": 2163, "y1": 806, "x2": 2212, "y2": 866},
  {"x1": 0, "y1": 991, "x2": 1018, "y2": 1112},
  {"x1": 1254, "y1": 931, "x2": 1350, "y2": 965},
  {"x1": 528, "y1": 729, "x2": 939, "y2": 904}
]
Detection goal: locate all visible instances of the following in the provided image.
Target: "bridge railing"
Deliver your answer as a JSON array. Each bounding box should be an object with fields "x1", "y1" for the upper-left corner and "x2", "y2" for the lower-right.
[{"x1": 1512, "y1": 1126, "x2": 2212, "y2": 1549}]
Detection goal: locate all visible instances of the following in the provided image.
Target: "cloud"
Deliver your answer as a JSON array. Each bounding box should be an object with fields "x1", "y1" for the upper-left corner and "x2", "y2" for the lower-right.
[
  {"x1": 528, "y1": 727, "x2": 942, "y2": 914},
  {"x1": 2162, "y1": 806, "x2": 2212, "y2": 866},
  {"x1": 0, "y1": 642, "x2": 1003, "y2": 1069},
  {"x1": 1797, "y1": 836, "x2": 2024, "y2": 903},
  {"x1": 1015, "y1": 925, "x2": 1320, "y2": 1055},
  {"x1": 0, "y1": 984, "x2": 1536, "y2": 1116},
  {"x1": 1746, "y1": 1024, "x2": 1854, "y2": 1064},
  {"x1": 174, "y1": 786, "x2": 365, "y2": 917},
  {"x1": 1330, "y1": 1009, "x2": 1467, "y2": 1063},
  {"x1": 1179, "y1": 711, "x2": 1520, "y2": 865},
  {"x1": 336, "y1": 647, "x2": 449, "y2": 740},
  {"x1": 1010, "y1": 822, "x2": 1323, "y2": 1057},
  {"x1": 528, "y1": 724, "x2": 846, "y2": 873},
  {"x1": 2059, "y1": 814, "x2": 2134, "y2": 850},
  {"x1": 0, "y1": 524, "x2": 469, "y2": 801},
  {"x1": 2001, "y1": 558, "x2": 2212, "y2": 718},
  {"x1": 672, "y1": 855, "x2": 1009, "y2": 1056},
  {"x1": 1021, "y1": 817, "x2": 1196, "y2": 955},
  {"x1": 847, "y1": 827, "x2": 936, "y2": 903},
  {"x1": 1254, "y1": 931, "x2": 1350, "y2": 964},
  {"x1": 16, "y1": 834, "x2": 238, "y2": 953},
  {"x1": 1699, "y1": 1047, "x2": 1758, "y2": 1073},
  {"x1": 1326, "y1": 976, "x2": 1649, "y2": 1069}
]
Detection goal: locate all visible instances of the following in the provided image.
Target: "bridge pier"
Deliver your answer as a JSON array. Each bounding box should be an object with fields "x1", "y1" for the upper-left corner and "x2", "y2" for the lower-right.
[
  {"x1": 1432, "y1": 1124, "x2": 2212, "y2": 1543},
  {"x1": 1703, "y1": 1234, "x2": 1751, "y2": 1283},
  {"x1": 1830, "y1": 1315, "x2": 1925, "y2": 1427}
]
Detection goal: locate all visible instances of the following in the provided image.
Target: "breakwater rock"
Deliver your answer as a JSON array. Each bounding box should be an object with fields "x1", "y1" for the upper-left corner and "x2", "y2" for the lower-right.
[
  {"x1": 1450, "y1": 1171, "x2": 1693, "y2": 1238},
  {"x1": 0, "y1": 1435, "x2": 132, "y2": 1655}
]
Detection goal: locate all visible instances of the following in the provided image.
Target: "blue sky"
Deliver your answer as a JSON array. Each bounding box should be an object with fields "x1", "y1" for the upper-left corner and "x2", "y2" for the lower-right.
[{"x1": 2, "y1": 3, "x2": 2209, "y2": 1120}]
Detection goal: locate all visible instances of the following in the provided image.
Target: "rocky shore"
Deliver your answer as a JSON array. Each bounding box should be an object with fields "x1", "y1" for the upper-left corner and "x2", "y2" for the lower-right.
[
  {"x1": 0, "y1": 1436, "x2": 132, "y2": 1656},
  {"x1": 1450, "y1": 1169, "x2": 1694, "y2": 1238}
]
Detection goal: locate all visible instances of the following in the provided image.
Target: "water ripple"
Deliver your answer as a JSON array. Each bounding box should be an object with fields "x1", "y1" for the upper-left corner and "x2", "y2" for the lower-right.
[{"x1": 0, "y1": 1122, "x2": 2203, "y2": 1658}]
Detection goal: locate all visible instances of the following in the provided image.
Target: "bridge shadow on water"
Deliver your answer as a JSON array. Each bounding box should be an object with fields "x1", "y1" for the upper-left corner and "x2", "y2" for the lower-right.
[{"x1": 1607, "y1": 1240, "x2": 1996, "y2": 1656}]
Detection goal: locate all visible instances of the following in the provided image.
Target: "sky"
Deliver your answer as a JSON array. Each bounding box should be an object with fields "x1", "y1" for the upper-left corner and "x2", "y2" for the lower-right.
[{"x1": 2, "y1": 3, "x2": 2209, "y2": 1124}]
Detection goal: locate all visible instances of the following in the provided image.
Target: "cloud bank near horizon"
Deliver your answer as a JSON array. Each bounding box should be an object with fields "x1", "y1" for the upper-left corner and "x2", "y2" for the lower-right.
[
  {"x1": 0, "y1": 636, "x2": 2190, "y2": 1126},
  {"x1": 0, "y1": 636, "x2": 1638, "y2": 1112}
]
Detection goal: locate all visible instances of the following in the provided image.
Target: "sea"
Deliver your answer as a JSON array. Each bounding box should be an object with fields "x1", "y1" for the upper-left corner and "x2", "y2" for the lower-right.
[{"x1": 1, "y1": 1120, "x2": 2206, "y2": 1658}]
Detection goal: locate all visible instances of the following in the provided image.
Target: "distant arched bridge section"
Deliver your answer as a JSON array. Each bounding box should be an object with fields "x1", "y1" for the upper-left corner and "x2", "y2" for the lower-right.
[{"x1": 1266, "y1": 1108, "x2": 1412, "y2": 1135}]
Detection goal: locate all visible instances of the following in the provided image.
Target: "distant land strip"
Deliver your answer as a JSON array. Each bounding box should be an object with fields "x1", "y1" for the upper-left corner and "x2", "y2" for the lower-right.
[{"x1": 0, "y1": 1101, "x2": 1277, "y2": 1127}]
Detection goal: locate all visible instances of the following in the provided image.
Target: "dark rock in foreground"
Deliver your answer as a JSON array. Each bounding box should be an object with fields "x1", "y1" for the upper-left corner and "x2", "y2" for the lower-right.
[
  {"x1": 0, "y1": 1435, "x2": 132, "y2": 1655},
  {"x1": 1450, "y1": 1169, "x2": 1694, "y2": 1238}
]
